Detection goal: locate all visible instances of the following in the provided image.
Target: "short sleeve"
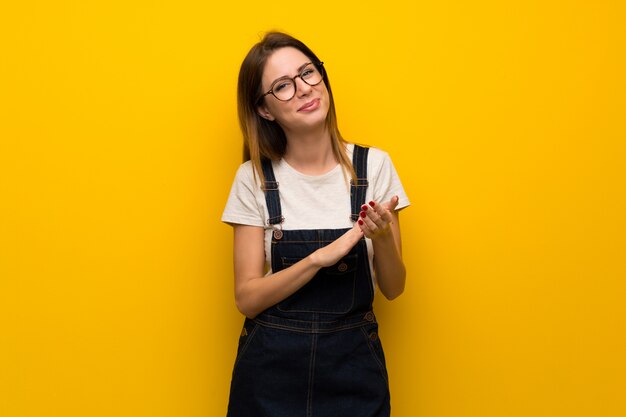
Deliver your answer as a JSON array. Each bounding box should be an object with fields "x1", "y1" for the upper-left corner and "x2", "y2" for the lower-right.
[
  {"x1": 369, "y1": 149, "x2": 410, "y2": 211},
  {"x1": 221, "y1": 162, "x2": 266, "y2": 227}
]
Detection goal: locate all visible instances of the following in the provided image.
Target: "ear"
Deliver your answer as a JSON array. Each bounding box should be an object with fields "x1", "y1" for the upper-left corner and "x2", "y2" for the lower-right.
[{"x1": 256, "y1": 104, "x2": 275, "y2": 121}]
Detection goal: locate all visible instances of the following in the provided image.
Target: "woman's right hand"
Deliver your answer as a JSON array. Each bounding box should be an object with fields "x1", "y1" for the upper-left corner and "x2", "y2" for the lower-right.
[{"x1": 309, "y1": 222, "x2": 364, "y2": 268}]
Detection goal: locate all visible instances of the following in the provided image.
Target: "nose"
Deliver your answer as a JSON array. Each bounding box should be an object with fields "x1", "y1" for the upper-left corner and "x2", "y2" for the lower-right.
[{"x1": 294, "y1": 76, "x2": 313, "y2": 97}]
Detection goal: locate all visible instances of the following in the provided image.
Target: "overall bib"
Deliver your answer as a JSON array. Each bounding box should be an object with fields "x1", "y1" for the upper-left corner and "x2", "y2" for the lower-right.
[{"x1": 227, "y1": 146, "x2": 391, "y2": 417}]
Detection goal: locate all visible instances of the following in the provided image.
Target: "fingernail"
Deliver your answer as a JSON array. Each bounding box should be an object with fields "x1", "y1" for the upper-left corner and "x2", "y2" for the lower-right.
[
  {"x1": 358, "y1": 219, "x2": 364, "y2": 225},
  {"x1": 360, "y1": 211, "x2": 366, "y2": 218},
  {"x1": 361, "y1": 204, "x2": 368, "y2": 211},
  {"x1": 369, "y1": 201, "x2": 376, "y2": 207}
]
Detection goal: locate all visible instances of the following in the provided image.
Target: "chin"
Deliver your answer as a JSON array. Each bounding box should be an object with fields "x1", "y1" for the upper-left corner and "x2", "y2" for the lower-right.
[{"x1": 301, "y1": 113, "x2": 328, "y2": 129}]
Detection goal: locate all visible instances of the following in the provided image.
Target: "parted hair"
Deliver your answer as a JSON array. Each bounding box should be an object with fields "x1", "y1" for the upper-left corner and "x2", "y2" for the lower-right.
[{"x1": 237, "y1": 31, "x2": 355, "y2": 183}]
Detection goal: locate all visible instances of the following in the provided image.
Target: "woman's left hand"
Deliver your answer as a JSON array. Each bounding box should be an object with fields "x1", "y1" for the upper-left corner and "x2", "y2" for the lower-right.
[{"x1": 357, "y1": 196, "x2": 400, "y2": 240}]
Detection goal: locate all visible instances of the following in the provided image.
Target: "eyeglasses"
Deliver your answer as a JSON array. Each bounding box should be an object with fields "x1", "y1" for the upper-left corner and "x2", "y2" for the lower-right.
[{"x1": 260, "y1": 62, "x2": 325, "y2": 102}]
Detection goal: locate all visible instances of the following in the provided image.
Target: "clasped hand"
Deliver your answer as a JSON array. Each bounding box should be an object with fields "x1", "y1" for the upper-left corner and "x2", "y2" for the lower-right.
[
  {"x1": 357, "y1": 196, "x2": 399, "y2": 239},
  {"x1": 310, "y1": 196, "x2": 399, "y2": 268}
]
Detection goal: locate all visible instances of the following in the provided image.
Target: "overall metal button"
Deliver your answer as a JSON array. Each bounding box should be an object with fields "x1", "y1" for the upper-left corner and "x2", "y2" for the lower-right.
[
  {"x1": 364, "y1": 312, "x2": 375, "y2": 322},
  {"x1": 337, "y1": 262, "x2": 348, "y2": 272},
  {"x1": 273, "y1": 229, "x2": 283, "y2": 240}
]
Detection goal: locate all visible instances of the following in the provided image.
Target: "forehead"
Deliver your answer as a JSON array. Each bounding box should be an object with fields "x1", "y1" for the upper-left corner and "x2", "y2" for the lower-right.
[{"x1": 262, "y1": 47, "x2": 311, "y2": 84}]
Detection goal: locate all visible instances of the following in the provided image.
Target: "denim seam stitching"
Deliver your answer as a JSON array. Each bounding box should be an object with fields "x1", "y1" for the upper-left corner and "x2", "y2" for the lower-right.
[
  {"x1": 307, "y1": 333, "x2": 317, "y2": 417},
  {"x1": 233, "y1": 324, "x2": 259, "y2": 371},
  {"x1": 256, "y1": 311, "x2": 371, "y2": 324},
  {"x1": 360, "y1": 326, "x2": 389, "y2": 385},
  {"x1": 252, "y1": 319, "x2": 369, "y2": 334}
]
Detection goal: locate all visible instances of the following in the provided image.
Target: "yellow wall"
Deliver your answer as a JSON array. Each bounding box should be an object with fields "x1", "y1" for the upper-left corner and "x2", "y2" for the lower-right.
[{"x1": 1, "y1": 1, "x2": 625, "y2": 416}]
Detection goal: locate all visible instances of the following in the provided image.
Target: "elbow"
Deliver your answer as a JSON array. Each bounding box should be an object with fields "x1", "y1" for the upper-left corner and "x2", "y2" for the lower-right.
[
  {"x1": 380, "y1": 269, "x2": 406, "y2": 301},
  {"x1": 382, "y1": 284, "x2": 405, "y2": 301},
  {"x1": 235, "y1": 300, "x2": 259, "y2": 319},
  {"x1": 235, "y1": 292, "x2": 260, "y2": 319}
]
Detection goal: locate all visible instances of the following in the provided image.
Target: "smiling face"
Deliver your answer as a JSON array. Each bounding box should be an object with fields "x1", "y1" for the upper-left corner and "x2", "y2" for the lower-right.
[{"x1": 257, "y1": 47, "x2": 330, "y2": 134}]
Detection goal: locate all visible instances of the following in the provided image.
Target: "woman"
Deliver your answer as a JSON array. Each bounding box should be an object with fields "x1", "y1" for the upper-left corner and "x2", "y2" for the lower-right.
[{"x1": 222, "y1": 31, "x2": 410, "y2": 416}]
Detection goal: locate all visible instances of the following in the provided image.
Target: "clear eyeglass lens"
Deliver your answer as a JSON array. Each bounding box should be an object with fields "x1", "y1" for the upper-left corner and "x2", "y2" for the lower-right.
[
  {"x1": 273, "y1": 80, "x2": 296, "y2": 101},
  {"x1": 272, "y1": 64, "x2": 323, "y2": 101}
]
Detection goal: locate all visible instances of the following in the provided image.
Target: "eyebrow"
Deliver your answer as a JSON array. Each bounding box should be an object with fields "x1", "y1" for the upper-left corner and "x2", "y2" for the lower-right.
[{"x1": 270, "y1": 62, "x2": 311, "y2": 85}]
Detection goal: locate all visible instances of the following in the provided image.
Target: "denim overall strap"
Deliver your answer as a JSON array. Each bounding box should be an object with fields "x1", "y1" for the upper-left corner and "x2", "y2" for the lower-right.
[
  {"x1": 261, "y1": 158, "x2": 283, "y2": 225},
  {"x1": 350, "y1": 145, "x2": 370, "y2": 222}
]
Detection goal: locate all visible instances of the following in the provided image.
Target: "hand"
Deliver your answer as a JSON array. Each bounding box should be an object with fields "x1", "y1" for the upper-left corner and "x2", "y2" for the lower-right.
[
  {"x1": 357, "y1": 196, "x2": 400, "y2": 240},
  {"x1": 309, "y1": 222, "x2": 364, "y2": 268}
]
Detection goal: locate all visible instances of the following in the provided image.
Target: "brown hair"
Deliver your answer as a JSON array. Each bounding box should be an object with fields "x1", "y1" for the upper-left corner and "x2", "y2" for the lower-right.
[{"x1": 237, "y1": 31, "x2": 355, "y2": 183}]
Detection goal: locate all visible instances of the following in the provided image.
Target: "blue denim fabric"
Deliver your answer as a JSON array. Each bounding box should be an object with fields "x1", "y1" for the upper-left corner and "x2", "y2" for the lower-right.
[{"x1": 227, "y1": 146, "x2": 390, "y2": 416}]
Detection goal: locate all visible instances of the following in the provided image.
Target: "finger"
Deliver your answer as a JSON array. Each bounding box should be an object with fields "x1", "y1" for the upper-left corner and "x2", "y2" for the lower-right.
[
  {"x1": 388, "y1": 195, "x2": 400, "y2": 211},
  {"x1": 361, "y1": 204, "x2": 384, "y2": 229},
  {"x1": 380, "y1": 195, "x2": 400, "y2": 212},
  {"x1": 357, "y1": 217, "x2": 372, "y2": 236},
  {"x1": 369, "y1": 208, "x2": 388, "y2": 229},
  {"x1": 369, "y1": 201, "x2": 392, "y2": 224},
  {"x1": 360, "y1": 210, "x2": 379, "y2": 234},
  {"x1": 366, "y1": 201, "x2": 392, "y2": 228}
]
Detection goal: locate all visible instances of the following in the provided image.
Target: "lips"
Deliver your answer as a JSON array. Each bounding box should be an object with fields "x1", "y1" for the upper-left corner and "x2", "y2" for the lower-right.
[{"x1": 297, "y1": 99, "x2": 320, "y2": 112}]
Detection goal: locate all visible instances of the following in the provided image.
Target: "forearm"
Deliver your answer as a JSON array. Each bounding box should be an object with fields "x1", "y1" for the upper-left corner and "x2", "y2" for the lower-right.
[
  {"x1": 234, "y1": 224, "x2": 363, "y2": 318},
  {"x1": 235, "y1": 255, "x2": 321, "y2": 318},
  {"x1": 372, "y1": 228, "x2": 406, "y2": 300},
  {"x1": 357, "y1": 198, "x2": 406, "y2": 300}
]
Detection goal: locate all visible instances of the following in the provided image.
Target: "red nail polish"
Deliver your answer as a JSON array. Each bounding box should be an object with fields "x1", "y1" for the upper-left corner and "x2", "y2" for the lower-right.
[
  {"x1": 358, "y1": 219, "x2": 363, "y2": 225},
  {"x1": 360, "y1": 211, "x2": 366, "y2": 218},
  {"x1": 369, "y1": 201, "x2": 376, "y2": 207},
  {"x1": 361, "y1": 204, "x2": 368, "y2": 211}
]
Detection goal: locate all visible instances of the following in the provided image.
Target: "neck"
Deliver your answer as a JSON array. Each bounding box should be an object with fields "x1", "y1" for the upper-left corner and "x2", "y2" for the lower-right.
[{"x1": 282, "y1": 125, "x2": 337, "y2": 175}]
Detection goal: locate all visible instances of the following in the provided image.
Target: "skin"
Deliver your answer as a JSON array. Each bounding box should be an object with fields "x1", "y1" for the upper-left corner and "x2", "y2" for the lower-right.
[{"x1": 233, "y1": 47, "x2": 406, "y2": 318}]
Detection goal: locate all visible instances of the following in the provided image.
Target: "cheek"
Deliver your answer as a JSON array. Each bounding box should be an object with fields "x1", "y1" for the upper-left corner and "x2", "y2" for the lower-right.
[
  {"x1": 322, "y1": 91, "x2": 331, "y2": 112},
  {"x1": 320, "y1": 85, "x2": 331, "y2": 105},
  {"x1": 265, "y1": 100, "x2": 289, "y2": 117}
]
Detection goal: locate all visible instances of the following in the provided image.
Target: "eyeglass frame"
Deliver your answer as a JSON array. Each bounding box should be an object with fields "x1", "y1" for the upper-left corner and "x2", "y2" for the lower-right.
[{"x1": 258, "y1": 62, "x2": 325, "y2": 103}]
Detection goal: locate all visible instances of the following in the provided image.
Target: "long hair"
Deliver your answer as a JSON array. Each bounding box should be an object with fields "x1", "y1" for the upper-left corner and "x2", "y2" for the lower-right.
[{"x1": 237, "y1": 31, "x2": 355, "y2": 183}]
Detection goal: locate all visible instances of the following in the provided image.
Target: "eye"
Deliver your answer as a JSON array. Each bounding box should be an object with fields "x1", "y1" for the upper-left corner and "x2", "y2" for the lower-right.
[
  {"x1": 301, "y1": 68, "x2": 315, "y2": 78},
  {"x1": 274, "y1": 81, "x2": 290, "y2": 92}
]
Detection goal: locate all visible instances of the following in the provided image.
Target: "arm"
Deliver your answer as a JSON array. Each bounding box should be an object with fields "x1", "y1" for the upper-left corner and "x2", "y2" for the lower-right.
[
  {"x1": 233, "y1": 223, "x2": 364, "y2": 318},
  {"x1": 358, "y1": 196, "x2": 406, "y2": 300}
]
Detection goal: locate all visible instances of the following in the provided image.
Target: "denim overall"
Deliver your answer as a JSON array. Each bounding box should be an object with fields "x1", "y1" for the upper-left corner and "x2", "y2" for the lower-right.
[{"x1": 227, "y1": 146, "x2": 391, "y2": 417}]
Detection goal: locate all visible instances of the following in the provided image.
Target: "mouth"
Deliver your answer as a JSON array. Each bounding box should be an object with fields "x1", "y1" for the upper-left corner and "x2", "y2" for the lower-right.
[{"x1": 297, "y1": 99, "x2": 320, "y2": 112}]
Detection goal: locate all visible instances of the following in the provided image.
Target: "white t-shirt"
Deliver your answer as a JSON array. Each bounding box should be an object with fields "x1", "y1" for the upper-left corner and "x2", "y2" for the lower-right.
[{"x1": 221, "y1": 143, "x2": 410, "y2": 283}]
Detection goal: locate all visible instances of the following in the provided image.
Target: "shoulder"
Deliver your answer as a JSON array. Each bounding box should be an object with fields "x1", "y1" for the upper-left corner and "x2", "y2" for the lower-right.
[
  {"x1": 234, "y1": 160, "x2": 255, "y2": 177},
  {"x1": 365, "y1": 145, "x2": 391, "y2": 164},
  {"x1": 222, "y1": 160, "x2": 265, "y2": 227},
  {"x1": 226, "y1": 160, "x2": 263, "y2": 202},
  {"x1": 346, "y1": 142, "x2": 393, "y2": 173},
  {"x1": 232, "y1": 160, "x2": 260, "y2": 187}
]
